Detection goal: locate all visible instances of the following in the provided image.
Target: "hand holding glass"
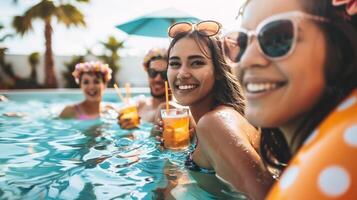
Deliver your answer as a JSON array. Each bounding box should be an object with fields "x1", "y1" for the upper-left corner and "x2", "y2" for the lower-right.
[
  {"x1": 119, "y1": 104, "x2": 140, "y2": 129},
  {"x1": 161, "y1": 108, "x2": 190, "y2": 150}
]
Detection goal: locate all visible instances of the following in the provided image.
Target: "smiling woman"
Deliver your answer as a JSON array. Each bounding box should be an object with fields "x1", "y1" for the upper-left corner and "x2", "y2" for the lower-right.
[
  {"x1": 165, "y1": 21, "x2": 274, "y2": 200},
  {"x1": 233, "y1": 0, "x2": 357, "y2": 198},
  {"x1": 59, "y1": 61, "x2": 113, "y2": 120}
]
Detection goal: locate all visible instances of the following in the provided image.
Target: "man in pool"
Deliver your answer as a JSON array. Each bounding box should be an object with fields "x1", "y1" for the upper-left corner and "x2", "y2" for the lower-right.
[{"x1": 118, "y1": 48, "x2": 168, "y2": 129}]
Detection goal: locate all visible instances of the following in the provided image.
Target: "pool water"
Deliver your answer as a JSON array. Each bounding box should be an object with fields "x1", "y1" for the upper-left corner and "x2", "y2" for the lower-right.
[{"x1": 0, "y1": 90, "x2": 247, "y2": 200}]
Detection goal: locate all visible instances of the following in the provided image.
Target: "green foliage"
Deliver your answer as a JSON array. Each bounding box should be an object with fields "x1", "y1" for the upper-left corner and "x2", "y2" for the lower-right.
[
  {"x1": 62, "y1": 55, "x2": 85, "y2": 88},
  {"x1": 28, "y1": 52, "x2": 40, "y2": 87},
  {"x1": 0, "y1": 48, "x2": 15, "y2": 88},
  {"x1": 12, "y1": 0, "x2": 89, "y2": 34},
  {"x1": 0, "y1": 48, "x2": 39, "y2": 89},
  {"x1": 99, "y1": 36, "x2": 124, "y2": 85},
  {"x1": 28, "y1": 52, "x2": 40, "y2": 66},
  {"x1": 12, "y1": 0, "x2": 90, "y2": 88}
]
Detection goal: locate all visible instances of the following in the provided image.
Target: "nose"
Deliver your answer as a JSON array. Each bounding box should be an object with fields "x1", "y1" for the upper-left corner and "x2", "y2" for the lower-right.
[
  {"x1": 239, "y1": 37, "x2": 270, "y2": 70},
  {"x1": 154, "y1": 72, "x2": 165, "y2": 81},
  {"x1": 177, "y1": 65, "x2": 192, "y2": 79},
  {"x1": 88, "y1": 81, "x2": 99, "y2": 89}
]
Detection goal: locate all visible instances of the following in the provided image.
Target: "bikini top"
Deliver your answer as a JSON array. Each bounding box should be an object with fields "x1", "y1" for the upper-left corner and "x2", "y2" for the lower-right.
[
  {"x1": 74, "y1": 105, "x2": 99, "y2": 120},
  {"x1": 185, "y1": 138, "x2": 216, "y2": 174}
]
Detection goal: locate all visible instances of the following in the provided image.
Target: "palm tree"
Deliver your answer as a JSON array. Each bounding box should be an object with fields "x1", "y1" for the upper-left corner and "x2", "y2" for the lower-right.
[
  {"x1": 62, "y1": 55, "x2": 85, "y2": 88},
  {"x1": 12, "y1": 0, "x2": 89, "y2": 88},
  {"x1": 28, "y1": 52, "x2": 40, "y2": 87},
  {"x1": 99, "y1": 36, "x2": 124, "y2": 85}
]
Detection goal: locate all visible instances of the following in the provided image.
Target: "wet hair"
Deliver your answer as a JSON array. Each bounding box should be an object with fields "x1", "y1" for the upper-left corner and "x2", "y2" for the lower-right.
[
  {"x1": 246, "y1": 0, "x2": 357, "y2": 169},
  {"x1": 79, "y1": 72, "x2": 106, "y2": 84},
  {"x1": 167, "y1": 31, "x2": 246, "y2": 115}
]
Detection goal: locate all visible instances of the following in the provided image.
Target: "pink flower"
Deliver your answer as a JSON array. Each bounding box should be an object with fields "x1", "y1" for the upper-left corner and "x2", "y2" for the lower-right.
[
  {"x1": 333, "y1": 0, "x2": 357, "y2": 16},
  {"x1": 72, "y1": 61, "x2": 112, "y2": 84}
]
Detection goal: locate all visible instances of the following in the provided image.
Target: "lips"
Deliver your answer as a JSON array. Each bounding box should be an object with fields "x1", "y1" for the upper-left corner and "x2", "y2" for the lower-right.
[
  {"x1": 174, "y1": 82, "x2": 199, "y2": 94},
  {"x1": 178, "y1": 84, "x2": 198, "y2": 90},
  {"x1": 86, "y1": 90, "x2": 99, "y2": 97},
  {"x1": 245, "y1": 82, "x2": 286, "y2": 93},
  {"x1": 243, "y1": 76, "x2": 287, "y2": 96}
]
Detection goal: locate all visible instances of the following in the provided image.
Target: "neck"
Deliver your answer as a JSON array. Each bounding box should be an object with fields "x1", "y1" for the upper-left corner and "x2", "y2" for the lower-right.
[
  {"x1": 81, "y1": 100, "x2": 101, "y2": 113},
  {"x1": 152, "y1": 96, "x2": 166, "y2": 107},
  {"x1": 280, "y1": 116, "x2": 305, "y2": 149},
  {"x1": 189, "y1": 93, "x2": 215, "y2": 123}
]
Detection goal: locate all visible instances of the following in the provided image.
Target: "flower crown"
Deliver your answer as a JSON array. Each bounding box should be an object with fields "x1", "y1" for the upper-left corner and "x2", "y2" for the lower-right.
[
  {"x1": 332, "y1": 0, "x2": 357, "y2": 16},
  {"x1": 72, "y1": 61, "x2": 112, "y2": 84},
  {"x1": 143, "y1": 48, "x2": 167, "y2": 70}
]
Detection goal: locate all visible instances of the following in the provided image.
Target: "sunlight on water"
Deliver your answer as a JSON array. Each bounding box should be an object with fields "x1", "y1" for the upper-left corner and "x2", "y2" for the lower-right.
[{"x1": 0, "y1": 92, "x2": 246, "y2": 200}]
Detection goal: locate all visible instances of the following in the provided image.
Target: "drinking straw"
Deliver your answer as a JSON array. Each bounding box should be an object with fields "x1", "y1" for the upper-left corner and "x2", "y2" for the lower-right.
[
  {"x1": 113, "y1": 83, "x2": 125, "y2": 103},
  {"x1": 165, "y1": 81, "x2": 169, "y2": 113},
  {"x1": 125, "y1": 83, "x2": 131, "y2": 103}
]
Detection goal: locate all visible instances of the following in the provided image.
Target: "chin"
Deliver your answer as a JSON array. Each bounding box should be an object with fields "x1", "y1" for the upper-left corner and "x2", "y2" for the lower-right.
[
  {"x1": 86, "y1": 97, "x2": 101, "y2": 103},
  {"x1": 247, "y1": 109, "x2": 289, "y2": 128},
  {"x1": 174, "y1": 96, "x2": 192, "y2": 107},
  {"x1": 150, "y1": 90, "x2": 165, "y2": 99},
  {"x1": 245, "y1": 107, "x2": 270, "y2": 127}
]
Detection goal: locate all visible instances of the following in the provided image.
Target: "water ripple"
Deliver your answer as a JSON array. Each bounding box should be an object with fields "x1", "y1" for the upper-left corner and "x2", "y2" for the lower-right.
[{"x1": 0, "y1": 95, "x2": 247, "y2": 200}]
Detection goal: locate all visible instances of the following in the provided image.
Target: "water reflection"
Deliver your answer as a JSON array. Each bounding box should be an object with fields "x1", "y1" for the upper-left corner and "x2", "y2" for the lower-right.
[{"x1": 0, "y1": 98, "x2": 246, "y2": 199}]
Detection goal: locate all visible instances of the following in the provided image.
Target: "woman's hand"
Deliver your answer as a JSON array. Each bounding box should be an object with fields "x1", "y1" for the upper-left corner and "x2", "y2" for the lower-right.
[
  {"x1": 151, "y1": 118, "x2": 164, "y2": 143},
  {"x1": 151, "y1": 117, "x2": 196, "y2": 144}
]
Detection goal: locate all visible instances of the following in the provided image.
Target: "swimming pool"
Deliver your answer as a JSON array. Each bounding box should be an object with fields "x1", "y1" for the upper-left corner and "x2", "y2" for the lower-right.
[{"x1": 0, "y1": 89, "x2": 246, "y2": 200}]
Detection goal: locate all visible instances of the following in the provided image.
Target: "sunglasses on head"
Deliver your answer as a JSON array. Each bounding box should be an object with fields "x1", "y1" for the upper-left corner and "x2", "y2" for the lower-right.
[
  {"x1": 147, "y1": 68, "x2": 167, "y2": 80},
  {"x1": 222, "y1": 11, "x2": 328, "y2": 63},
  {"x1": 168, "y1": 20, "x2": 222, "y2": 38}
]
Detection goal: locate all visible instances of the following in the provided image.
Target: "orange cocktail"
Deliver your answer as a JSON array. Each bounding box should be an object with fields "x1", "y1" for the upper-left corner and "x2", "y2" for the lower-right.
[
  {"x1": 120, "y1": 104, "x2": 140, "y2": 127},
  {"x1": 161, "y1": 108, "x2": 190, "y2": 150}
]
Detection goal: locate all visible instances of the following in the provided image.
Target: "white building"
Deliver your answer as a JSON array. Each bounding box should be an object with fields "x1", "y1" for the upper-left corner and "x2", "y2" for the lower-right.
[{"x1": 2, "y1": 54, "x2": 149, "y2": 88}]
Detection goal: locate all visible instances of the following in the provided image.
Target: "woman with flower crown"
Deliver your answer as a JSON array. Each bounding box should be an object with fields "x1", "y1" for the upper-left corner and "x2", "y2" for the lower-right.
[
  {"x1": 223, "y1": 0, "x2": 357, "y2": 198},
  {"x1": 59, "y1": 61, "x2": 113, "y2": 120}
]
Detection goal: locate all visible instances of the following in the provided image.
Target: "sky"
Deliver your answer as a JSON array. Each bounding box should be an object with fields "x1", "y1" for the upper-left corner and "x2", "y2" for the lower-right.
[{"x1": 0, "y1": 0, "x2": 244, "y2": 56}]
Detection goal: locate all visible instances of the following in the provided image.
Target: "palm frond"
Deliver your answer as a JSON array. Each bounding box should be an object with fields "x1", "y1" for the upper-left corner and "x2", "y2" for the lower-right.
[
  {"x1": 55, "y1": 4, "x2": 86, "y2": 27},
  {"x1": 12, "y1": 15, "x2": 33, "y2": 35},
  {"x1": 25, "y1": 0, "x2": 56, "y2": 19},
  {"x1": 12, "y1": 0, "x2": 57, "y2": 35},
  {"x1": 76, "y1": 0, "x2": 90, "y2": 3},
  {"x1": 0, "y1": 34, "x2": 14, "y2": 42},
  {"x1": 101, "y1": 36, "x2": 124, "y2": 52}
]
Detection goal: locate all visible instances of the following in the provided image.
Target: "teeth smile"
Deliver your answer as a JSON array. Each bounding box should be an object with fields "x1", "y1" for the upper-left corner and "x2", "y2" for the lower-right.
[
  {"x1": 178, "y1": 85, "x2": 197, "y2": 90},
  {"x1": 246, "y1": 83, "x2": 279, "y2": 93}
]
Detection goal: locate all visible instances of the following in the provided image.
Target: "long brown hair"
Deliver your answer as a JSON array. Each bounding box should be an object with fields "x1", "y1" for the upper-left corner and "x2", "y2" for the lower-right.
[{"x1": 167, "y1": 31, "x2": 246, "y2": 115}]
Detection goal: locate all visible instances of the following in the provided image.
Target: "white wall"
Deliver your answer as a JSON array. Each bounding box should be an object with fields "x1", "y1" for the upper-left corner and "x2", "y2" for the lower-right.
[{"x1": 3, "y1": 54, "x2": 148, "y2": 87}]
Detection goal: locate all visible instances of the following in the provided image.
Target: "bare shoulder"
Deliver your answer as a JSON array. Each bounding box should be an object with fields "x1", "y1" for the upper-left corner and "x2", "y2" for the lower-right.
[
  {"x1": 198, "y1": 106, "x2": 260, "y2": 145},
  {"x1": 196, "y1": 105, "x2": 260, "y2": 152},
  {"x1": 156, "y1": 102, "x2": 166, "y2": 111},
  {"x1": 136, "y1": 95, "x2": 148, "y2": 108},
  {"x1": 59, "y1": 105, "x2": 76, "y2": 119},
  {"x1": 197, "y1": 106, "x2": 250, "y2": 134}
]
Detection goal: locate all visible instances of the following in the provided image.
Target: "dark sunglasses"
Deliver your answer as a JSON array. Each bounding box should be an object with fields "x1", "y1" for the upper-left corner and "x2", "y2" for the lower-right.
[
  {"x1": 147, "y1": 68, "x2": 167, "y2": 80},
  {"x1": 222, "y1": 11, "x2": 328, "y2": 63},
  {"x1": 168, "y1": 20, "x2": 222, "y2": 38}
]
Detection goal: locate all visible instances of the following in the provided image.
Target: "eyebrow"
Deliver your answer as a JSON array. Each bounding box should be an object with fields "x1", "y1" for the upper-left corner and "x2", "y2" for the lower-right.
[{"x1": 169, "y1": 55, "x2": 205, "y2": 60}]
